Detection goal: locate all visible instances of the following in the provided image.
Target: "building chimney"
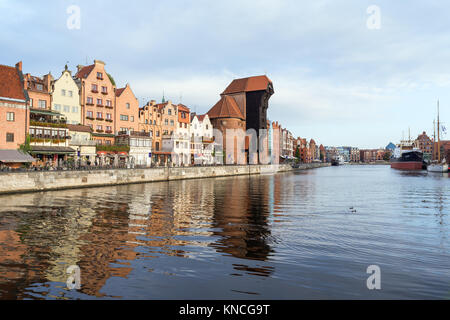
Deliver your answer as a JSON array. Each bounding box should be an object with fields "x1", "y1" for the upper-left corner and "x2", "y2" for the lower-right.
[{"x1": 15, "y1": 61, "x2": 22, "y2": 71}]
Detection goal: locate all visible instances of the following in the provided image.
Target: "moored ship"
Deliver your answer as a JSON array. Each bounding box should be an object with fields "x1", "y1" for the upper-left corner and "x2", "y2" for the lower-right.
[{"x1": 390, "y1": 139, "x2": 424, "y2": 170}]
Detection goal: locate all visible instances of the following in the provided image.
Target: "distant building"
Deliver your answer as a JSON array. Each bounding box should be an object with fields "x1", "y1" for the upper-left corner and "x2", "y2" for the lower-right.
[
  {"x1": 415, "y1": 131, "x2": 433, "y2": 161},
  {"x1": 385, "y1": 142, "x2": 396, "y2": 151}
]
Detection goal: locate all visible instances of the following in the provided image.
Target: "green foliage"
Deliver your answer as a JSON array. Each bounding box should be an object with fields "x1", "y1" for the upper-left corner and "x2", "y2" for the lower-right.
[
  {"x1": 295, "y1": 147, "x2": 300, "y2": 159},
  {"x1": 107, "y1": 73, "x2": 116, "y2": 86},
  {"x1": 96, "y1": 144, "x2": 130, "y2": 153},
  {"x1": 383, "y1": 151, "x2": 391, "y2": 161},
  {"x1": 30, "y1": 120, "x2": 67, "y2": 128},
  {"x1": 19, "y1": 134, "x2": 32, "y2": 154}
]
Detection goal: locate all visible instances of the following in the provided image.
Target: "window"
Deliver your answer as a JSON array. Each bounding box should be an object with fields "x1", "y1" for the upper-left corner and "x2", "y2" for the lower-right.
[
  {"x1": 120, "y1": 115, "x2": 129, "y2": 121},
  {"x1": 38, "y1": 100, "x2": 46, "y2": 109},
  {"x1": 87, "y1": 97, "x2": 93, "y2": 104},
  {"x1": 87, "y1": 111, "x2": 93, "y2": 118},
  {"x1": 130, "y1": 116, "x2": 134, "y2": 122},
  {"x1": 106, "y1": 100, "x2": 112, "y2": 107},
  {"x1": 36, "y1": 84, "x2": 43, "y2": 91},
  {"x1": 165, "y1": 119, "x2": 168, "y2": 125},
  {"x1": 168, "y1": 109, "x2": 172, "y2": 115},
  {"x1": 54, "y1": 104, "x2": 61, "y2": 111},
  {"x1": 102, "y1": 86, "x2": 107, "y2": 94},
  {"x1": 106, "y1": 113, "x2": 112, "y2": 120},
  {"x1": 72, "y1": 106, "x2": 78, "y2": 113},
  {"x1": 156, "y1": 131, "x2": 160, "y2": 137},
  {"x1": 106, "y1": 126, "x2": 112, "y2": 132},
  {"x1": 61, "y1": 89, "x2": 66, "y2": 96},
  {"x1": 6, "y1": 133, "x2": 14, "y2": 142},
  {"x1": 184, "y1": 123, "x2": 187, "y2": 128},
  {"x1": 96, "y1": 125, "x2": 103, "y2": 131},
  {"x1": 64, "y1": 105, "x2": 70, "y2": 112},
  {"x1": 206, "y1": 125, "x2": 209, "y2": 130},
  {"x1": 92, "y1": 84, "x2": 98, "y2": 92},
  {"x1": 6, "y1": 112, "x2": 15, "y2": 121},
  {"x1": 29, "y1": 98, "x2": 33, "y2": 107},
  {"x1": 170, "y1": 120, "x2": 174, "y2": 126},
  {"x1": 126, "y1": 103, "x2": 130, "y2": 109},
  {"x1": 97, "y1": 112, "x2": 103, "y2": 119},
  {"x1": 97, "y1": 98, "x2": 103, "y2": 105},
  {"x1": 179, "y1": 123, "x2": 182, "y2": 128},
  {"x1": 153, "y1": 120, "x2": 156, "y2": 124},
  {"x1": 145, "y1": 119, "x2": 148, "y2": 124},
  {"x1": 68, "y1": 91, "x2": 73, "y2": 97},
  {"x1": 97, "y1": 72, "x2": 103, "y2": 79}
]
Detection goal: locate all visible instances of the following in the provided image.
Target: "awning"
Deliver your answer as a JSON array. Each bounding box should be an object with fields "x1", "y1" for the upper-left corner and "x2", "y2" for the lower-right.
[
  {"x1": 30, "y1": 109, "x2": 64, "y2": 117},
  {"x1": 30, "y1": 146, "x2": 76, "y2": 155},
  {"x1": 0, "y1": 150, "x2": 35, "y2": 163}
]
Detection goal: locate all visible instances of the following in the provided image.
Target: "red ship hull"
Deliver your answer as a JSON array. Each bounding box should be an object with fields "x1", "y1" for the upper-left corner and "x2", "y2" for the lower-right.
[{"x1": 390, "y1": 161, "x2": 423, "y2": 170}]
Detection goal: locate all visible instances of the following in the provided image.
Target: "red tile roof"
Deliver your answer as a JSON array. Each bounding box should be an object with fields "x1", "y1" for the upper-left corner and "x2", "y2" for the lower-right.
[
  {"x1": 177, "y1": 104, "x2": 190, "y2": 112},
  {"x1": 197, "y1": 114, "x2": 206, "y2": 122},
  {"x1": 222, "y1": 75, "x2": 272, "y2": 95},
  {"x1": 0, "y1": 64, "x2": 26, "y2": 101},
  {"x1": 75, "y1": 65, "x2": 95, "y2": 79},
  {"x1": 67, "y1": 124, "x2": 93, "y2": 133},
  {"x1": 115, "y1": 87, "x2": 125, "y2": 97},
  {"x1": 207, "y1": 96, "x2": 244, "y2": 120}
]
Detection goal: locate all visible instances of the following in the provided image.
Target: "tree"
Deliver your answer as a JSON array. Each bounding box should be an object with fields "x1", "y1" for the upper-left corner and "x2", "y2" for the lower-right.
[
  {"x1": 383, "y1": 151, "x2": 391, "y2": 161},
  {"x1": 19, "y1": 134, "x2": 31, "y2": 154},
  {"x1": 295, "y1": 147, "x2": 300, "y2": 160}
]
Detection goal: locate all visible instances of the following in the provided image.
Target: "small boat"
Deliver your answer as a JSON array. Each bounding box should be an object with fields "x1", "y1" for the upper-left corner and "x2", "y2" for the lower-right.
[
  {"x1": 427, "y1": 162, "x2": 449, "y2": 173},
  {"x1": 427, "y1": 100, "x2": 448, "y2": 173}
]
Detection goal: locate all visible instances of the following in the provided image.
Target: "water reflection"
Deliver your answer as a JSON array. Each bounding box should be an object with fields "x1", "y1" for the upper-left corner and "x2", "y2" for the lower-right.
[{"x1": 0, "y1": 166, "x2": 449, "y2": 299}]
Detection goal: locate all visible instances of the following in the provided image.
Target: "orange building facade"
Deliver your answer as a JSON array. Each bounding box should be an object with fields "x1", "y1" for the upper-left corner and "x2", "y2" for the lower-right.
[
  {"x1": 115, "y1": 83, "x2": 139, "y2": 134},
  {"x1": 75, "y1": 60, "x2": 116, "y2": 145}
]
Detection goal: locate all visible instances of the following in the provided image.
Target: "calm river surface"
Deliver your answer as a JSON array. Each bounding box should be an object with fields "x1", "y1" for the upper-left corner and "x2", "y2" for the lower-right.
[{"x1": 0, "y1": 165, "x2": 449, "y2": 299}]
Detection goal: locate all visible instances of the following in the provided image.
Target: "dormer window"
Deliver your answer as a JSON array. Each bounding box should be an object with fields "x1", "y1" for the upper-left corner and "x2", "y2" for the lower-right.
[{"x1": 36, "y1": 84, "x2": 43, "y2": 91}]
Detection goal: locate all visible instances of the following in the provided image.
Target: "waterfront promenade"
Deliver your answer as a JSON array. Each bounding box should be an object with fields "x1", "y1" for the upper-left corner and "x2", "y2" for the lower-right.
[{"x1": 0, "y1": 163, "x2": 328, "y2": 195}]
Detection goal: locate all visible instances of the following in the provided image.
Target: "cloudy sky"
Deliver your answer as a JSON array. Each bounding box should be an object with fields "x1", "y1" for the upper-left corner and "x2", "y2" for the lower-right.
[{"x1": 1, "y1": 0, "x2": 449, "y2": 148}]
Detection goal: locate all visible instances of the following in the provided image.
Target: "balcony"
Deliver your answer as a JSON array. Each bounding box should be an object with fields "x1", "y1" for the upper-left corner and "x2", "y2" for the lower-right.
[
  {"x1": 97, "y1": 76, "x2": 103, "y2": 80},
  {"x1": 96, "y1": 117, "x2": 104, "y2": 121},
  {"x1": 91, "y1": 89, "x2": 99, "y2": 93},
  {"x1": 105, "y1": 119, "x2": 113, "y2": 122},
  {"x1": 30, "y1": 120, "x2": 67, "y2": 129},
  {"x1": 86, "y1": 102, "x2": 94, "y2": 106},
  {"x1": 96, "y1": 104, "x2": 104, "y2": 108},
  {"x1": 101, "y1": 91, "x2": 108, "y2": 95},
  {"x1": 105, "y1": 130, "x2": 113, "y2": 134},
  {"x1": 86, "y1": 116, "x2": 95, "y2": 121},
  {"x1": 105, "y1": 105, "x2": 113, "y2": 109},
  {"x1": 96, "y1": 130, "x2": 104, "y2": 133}
]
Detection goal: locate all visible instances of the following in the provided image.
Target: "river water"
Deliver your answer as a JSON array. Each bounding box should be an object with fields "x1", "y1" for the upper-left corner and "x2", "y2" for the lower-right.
[{"x1": 0, "y1": 165, "x2": 448, "y2": 299}]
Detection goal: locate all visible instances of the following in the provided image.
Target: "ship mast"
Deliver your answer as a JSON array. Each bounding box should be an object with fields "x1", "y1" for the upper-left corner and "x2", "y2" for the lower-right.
[{"x1": 437, "y1": 100, "x2": 441, "y2": 162}]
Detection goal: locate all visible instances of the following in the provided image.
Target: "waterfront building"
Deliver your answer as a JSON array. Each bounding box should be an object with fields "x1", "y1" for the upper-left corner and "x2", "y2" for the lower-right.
[
  {"x1": 209, "y1": 75, "x2": 273, "y2": 164},
  {"x1": 173, "y1": 104, "x2": 191, "y2": 166},
  {"x1": 271, "y1": 121, "x2": 281, "y2": 164},
  {"x1": 319, "y1": 144, "x2": 326, "y2": 162},
  {"x1": 24, "y1": 71, "x2": 52, "y2": 112},
  {"x1": 51, "y1": 65, "x2": 81, "y2": 125},
  {"x1": 159, "y1": 101, "x2": 179, "y2": 165},
  {"x1": 115, "y1": 83, "x2": 139, "y2": 134},
  {"x1": 310, "y1": 139, "x2": 317, "y2": 162},
  {"x1": 415, "y1": 131, "x2": 433, "y2": 161},
  {"x1": 75, "y1": 60, "x2": 116, "y2": 145},
  {"x1": 386, "y1": 142, "x2": 396, "y2": 152},
  {"x1": 0, "y1": 62, "x2": 28, "y2": 150},
  {"x1": 115, "y1": 131, "x2": 152, "y2": 167},
  {"x1": 360, "y1": 149, "x2": 378, "y2": 162},
  {"x1": 28, "y1": 109, "x2": 74, "y2": 165},
  {"x1": 67, "y1": 124, "x2": 96, "y2": 164},
  {"x1": 138, "y1": 100, "x2": 162, "y2": 153},
  {"x1": 207, "y1": 95, "x2": 246, "y2": 164},
  {"x1": 0, "y1": 62, "x2": 35, "y2": 167},
  {"x1": 190, "y1": 113, "x2": 214, "y2": 165}
]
